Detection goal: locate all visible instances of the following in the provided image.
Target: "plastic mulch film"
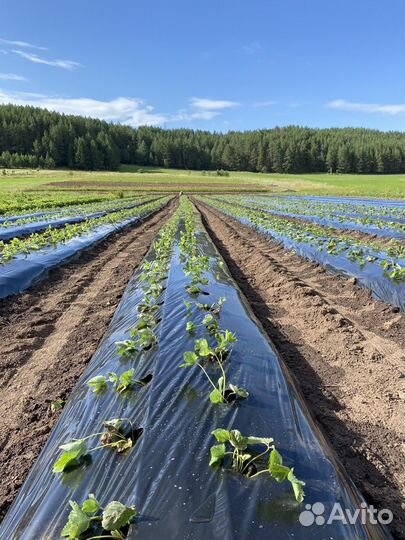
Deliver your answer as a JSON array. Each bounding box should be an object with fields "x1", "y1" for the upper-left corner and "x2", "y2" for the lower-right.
[
  {"x1": 0, "y1": 204, "x2": 166, "y2": 300},
  {"x1": 0, "y1": 209, "x2": 392, "y2": 539},
  {"x1": 212, "y1": 197, "x2": 405, "y2": 239},
  {"x1": 0, "y1": 199, "x2": 163, "y2": 242},
  {"x1": 205, "y1": 202, "x2": 405, "y2": 312}
]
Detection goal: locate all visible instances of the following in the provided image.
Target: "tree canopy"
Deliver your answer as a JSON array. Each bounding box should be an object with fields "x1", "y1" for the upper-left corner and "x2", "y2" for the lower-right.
[{"x1": 0, "y1": 104, "x2": 404, "y2": 174}]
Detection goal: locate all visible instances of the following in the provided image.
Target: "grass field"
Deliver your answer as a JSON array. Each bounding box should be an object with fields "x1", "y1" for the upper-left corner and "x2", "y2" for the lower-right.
[{"x1": 1, "y1": 165, "x2": 405, "y2": 199}]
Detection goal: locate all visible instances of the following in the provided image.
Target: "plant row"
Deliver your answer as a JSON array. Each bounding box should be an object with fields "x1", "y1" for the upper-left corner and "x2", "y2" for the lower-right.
[
  {"x1": 52, "y1": 204, "x2": 181, "y2": 539},
  {"x1": 0, "y1": 197, "x2": 170, "y2": 264},
  {"x1": 199, "y1": 196, "x2": 405, "y2": 282},
  {"x1": 246, "y1": 195, "x2": 405, "y2": 222},
  {"x1": 215, "y1": 195, "x2": 405, "y2": 236},
  {"x1": 0, "y1": 195, "x2": 158, "y2": 230},
  {"x1": 178, "y1": 198, "x2": 305, "y2": 500}
]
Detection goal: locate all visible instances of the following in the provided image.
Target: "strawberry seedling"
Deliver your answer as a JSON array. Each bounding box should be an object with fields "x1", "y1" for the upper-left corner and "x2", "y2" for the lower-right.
[{"x1": 210, "y1": 428, "x2": 305, "y2": 503}]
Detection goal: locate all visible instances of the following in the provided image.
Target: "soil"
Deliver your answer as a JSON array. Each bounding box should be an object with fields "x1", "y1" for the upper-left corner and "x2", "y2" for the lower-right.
[
  {"x1": 195, "y1": 199, "x2": 405, "y2": 539},
  {"x1": 46, "y1": 180, "x2": 270, "y2": 192},
  {"x1": 0, "y1": 197, "x2": 177, "y2": 520}
]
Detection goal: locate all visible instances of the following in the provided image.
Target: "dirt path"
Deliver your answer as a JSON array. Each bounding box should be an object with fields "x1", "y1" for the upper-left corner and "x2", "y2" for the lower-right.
[
  {"x1": 0, "y1": 198, "x2": 177, "y2": 520},
  {"x1": 195, "y1": 200, "x2": 405, "y2": 539}
]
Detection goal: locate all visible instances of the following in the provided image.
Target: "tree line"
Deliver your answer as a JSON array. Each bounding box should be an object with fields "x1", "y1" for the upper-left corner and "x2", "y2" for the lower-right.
[{"x1": 0, "y1": 104, "x2": 404, "y2": 174}]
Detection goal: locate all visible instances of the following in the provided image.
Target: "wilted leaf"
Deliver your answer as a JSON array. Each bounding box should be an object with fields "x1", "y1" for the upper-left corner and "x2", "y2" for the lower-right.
[{"x1": 102, "y1": 501, "x2": 138, "y2": 531}]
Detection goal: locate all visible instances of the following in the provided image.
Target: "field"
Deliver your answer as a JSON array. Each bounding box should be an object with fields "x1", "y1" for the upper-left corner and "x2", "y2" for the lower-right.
[
  {"x1": 2, "y1": 165, "x2": 405, "y2": 197},
  {"x1": 0, "y1": 170, "x2": 404, "y2": 539}
]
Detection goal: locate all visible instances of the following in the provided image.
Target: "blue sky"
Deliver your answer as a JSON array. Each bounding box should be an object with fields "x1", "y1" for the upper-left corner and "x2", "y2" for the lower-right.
[{"x1": 0, "y1": 0, "x2": 404, "y2": 132}]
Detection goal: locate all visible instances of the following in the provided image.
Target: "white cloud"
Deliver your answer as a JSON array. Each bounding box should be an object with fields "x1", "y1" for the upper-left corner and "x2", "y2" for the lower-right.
[
  {"x1": 172, "y1": 97, "x2": 240, "y2": 122},
  {"x1": 0, "y1": 90, "x2": 240, "y2": 126},
  {"x1": 0, "y1": 73, "x2": 27, "y2": 81},
  {"x1": 0, "y1": 89, "x2": 168, "y2": 126},
  {"x1": 241, "y1": 41, "x2": 262, "y2": 54},
  {"x1": 190, "y1": 97, "x2": 240, "y2": 111},
  {"x1": 327, "y1": 99, "x2": 405, "y2": 116},
  {"x1": 0, "y1": 49, "x2": 8, "y2": 55},
  {"x1": 0, "y1": 37, "x2": 47, "y2": 50},
  {"x1": 253, "y1": 100, "x2": 277, "y2": 108},
  {"x1": 12, "y1": 50, "x2": 82, "y2": 70}
]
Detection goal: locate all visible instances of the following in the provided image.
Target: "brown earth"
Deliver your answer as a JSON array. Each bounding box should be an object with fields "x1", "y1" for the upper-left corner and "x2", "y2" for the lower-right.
[
  {"x1": 0, "y1": 198, "x2": 177, "y2": 520},
  {"x1": 46, "y1": 180, "x2": 270, "y2": 192},
  {"x1": 195, "y1": 199, "x2": 405, "y2": 539}
]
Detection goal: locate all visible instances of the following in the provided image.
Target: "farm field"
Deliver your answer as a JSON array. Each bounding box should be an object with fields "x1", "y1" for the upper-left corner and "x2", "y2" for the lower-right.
[
  {"x1": 0, "y1": 186, "x2": 404, "y2": 539},
  {"x1": 2, "y1": 165, "x2": 405, "y2": 197}
]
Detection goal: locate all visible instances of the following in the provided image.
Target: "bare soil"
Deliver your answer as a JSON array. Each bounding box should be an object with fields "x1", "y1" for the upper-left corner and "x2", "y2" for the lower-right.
[
  {"x1": 46, "y1": 180, "x2": 270, "y2": 192},
  {"x1": 0, "y1": 198, "x2": 177, "y2": 520},
  {"x1": 195, "y1": 199, "x2": 405, "y2": 539}
]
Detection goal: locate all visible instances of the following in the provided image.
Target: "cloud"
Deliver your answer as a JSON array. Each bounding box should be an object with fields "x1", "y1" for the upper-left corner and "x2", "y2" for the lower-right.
[
  {"x1": 0, "y1": 90, "x2": 240, "y2": 126},
  {"x1": 0, "y1": 89, "x2": 168, "y2": 126},
  {"x1": 0, "y1": 37, "x2": 47, "y2": 50},
  {"x1": 240, "y1": 41, "x2": 262, "y2": 54},
  {"x1": 12, "y1": 50, "x2": 82, "y2": 70},
  {"x1": 0, "y1": 73, "x2": 27, "y2": 81},
  {"x1": 252, "y1": 100, "x2": 277, "y2": 108},
  {"x1": 190, "y1": 97, "x2": 240, "y2": 111},
  {"x1": 173, "y1": 97, "x2": 240, "y2": 122},
  {"x1": 327, "y1": 99, "x2": 405, "y2": 116},
  {"x1": 0, "y1": 49, "x2": 8, "y2": 55}
]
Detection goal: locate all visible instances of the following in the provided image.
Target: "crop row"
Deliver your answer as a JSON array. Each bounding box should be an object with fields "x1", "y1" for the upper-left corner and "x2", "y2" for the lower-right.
[
  {"x1": 199, "y1": 196, "x2": 405, "y2": 284},
  {"x1": 0, "y1": 192, "x2": 124, "y2": 216},
  {"x1": 216, "y1": 195, "x2": 405, "y2": 237},
  {"x1": 0, "y1": 197, "x2": 170, "y2": 264},
  {"x1": 0, "y1": 195, "x2": 157, "y2": 229},
  {"x1": 249, "y1": 195, "x2": 405, "y2": 222}
]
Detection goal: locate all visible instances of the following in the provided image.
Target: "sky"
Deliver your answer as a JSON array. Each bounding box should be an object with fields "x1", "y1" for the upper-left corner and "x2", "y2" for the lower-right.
[{"x1": 0, "y1": 0, "x2": 404, "y2": 132}]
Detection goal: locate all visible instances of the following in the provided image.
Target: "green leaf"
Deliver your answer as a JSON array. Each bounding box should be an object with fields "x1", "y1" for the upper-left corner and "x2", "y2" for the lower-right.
[
  {"x1": 102, "y1": 501, "x2": 138, "y2": 531},
  {"x1": 87, "y1": 375, "x2": 108, "y2": 394},
  {"x1": 229, "y1": 430, "x2": 248, "y2": 450},
  {"x1": 269, "y1": 447, "x2": 283, "y2": 468},
  {"x1": 194, "y1": 338, "x2": 212, "y2": 357},
  {"x1": 82, "y1": 494, "x2": 100, "y2": 516},
  {"x1": 288, "y1": 468, "x2": 306, "y2": 503},
  {"x1": 246, "y1": 436, "x2": 274, "y2": 447},
  {"x1": 117, "y1": 368, "x2": 135, "y2": 391},
  {"x1": 202, "y1": 314, "x2": 213, "y2": 325},
  {"x1": 108, "y1": 372, "x2": 119, "y2": 385},
  {"x1": 51, "y1": 398, "x2": 65, "y2": 413},
  {"x1": 180, "y1": 351, "x2": 198, "y2": 368},
  {"x1": 186, "y1": 321, "x2": 196, "y2": 333},
  {"x1": 53, "y1": 439, "x2": 87, "y2": 473},
  {"x1": 209, "y1": 443, "x2": 226, "y2": 466},
  {"x1": 270, "y1": 463, "x2": 290, "y2": 483},
  {"x1": 61, "y1": 501, "x2": 91, "y2": 539},
  {"x1": 116, "y1": 340, "x2": 137, "y2": 357},
  {"x1": 217, "y1": 376, "x2": 224, "y2": 393},
  {"x1": 229, "y1": 384, "x2": 249, "y2": 399},
  {"x1": 209, "y1": 388, "x2": 224, "y2": 404},
  {"x1": 212, "y1": 429, "x2": 230, "y2": 443}
]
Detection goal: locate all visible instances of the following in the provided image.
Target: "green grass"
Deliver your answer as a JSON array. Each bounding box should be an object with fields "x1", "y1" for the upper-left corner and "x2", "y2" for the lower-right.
[{"x1": 1, "y1": 166, "x2": 405, "y2": 204}]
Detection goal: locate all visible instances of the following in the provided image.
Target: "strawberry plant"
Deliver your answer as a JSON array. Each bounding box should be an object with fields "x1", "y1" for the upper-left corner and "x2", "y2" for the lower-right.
[
  {"x1": 61, "y1": 494, "x2": 137, "y2": 539},
  {"x1": 87, "y1": 368, "x2": 149, "y2": 395},
  {"x1": 181, "y1": 330, "x2": 247, "y2": 404},
  {"x1": 53, "y1": 419, "x2": 139, "y2": 473},
  {"x1": 210, "y1": 428, "x2": 305, "y2": 502}
]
